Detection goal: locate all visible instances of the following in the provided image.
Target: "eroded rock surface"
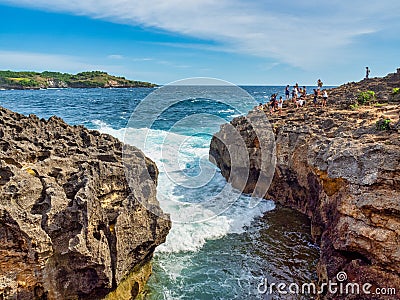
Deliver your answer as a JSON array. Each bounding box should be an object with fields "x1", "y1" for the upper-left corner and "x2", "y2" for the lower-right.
[
  {"x1": 322, "y1": 68, "x2": 400, "y2": 107},
  {"x1": 0, "y1": 106, "x2": 170, "y2": 299},
  {"x1": 210, "y1": 73, "x2": 400, "y2": 299}
]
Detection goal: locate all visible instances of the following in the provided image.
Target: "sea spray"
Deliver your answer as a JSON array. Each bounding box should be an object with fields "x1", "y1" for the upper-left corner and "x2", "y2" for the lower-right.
[
  {"x1": 0, "y1": 86, "x2": 318, "y2": 300},
  {"x1": 92, "y1": 120, "x2": 276, "y2": 253}
]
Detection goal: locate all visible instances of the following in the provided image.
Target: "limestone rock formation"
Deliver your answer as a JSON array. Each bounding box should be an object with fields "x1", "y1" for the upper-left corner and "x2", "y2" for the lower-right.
[
  {"x1": 0, "y1": 106, "x2": 170, "y2": 299},
  {"x1": 46, "y1": 78, "x2": 68, "y2": 88},
  {"x1": 320, "y1": 68, "x2": 400, "y2": 107},
  {"x1": 210, "y1": 73, "x2": 400, "y2": 299},
  {"x1": 209, "y1": 109, "x2": 276, "y2": 197}
]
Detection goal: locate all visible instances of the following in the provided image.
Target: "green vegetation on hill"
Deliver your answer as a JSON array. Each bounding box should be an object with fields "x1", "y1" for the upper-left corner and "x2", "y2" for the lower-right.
[
  {"x1": 376, "y1": 118, "x2": 392, "y2": 131},
  {"x1": 0, "y1": 70, "x2": 157, "y2": 89},
  {"x1": 357, "y1": 90, "x2": 376, "y2": 105}
]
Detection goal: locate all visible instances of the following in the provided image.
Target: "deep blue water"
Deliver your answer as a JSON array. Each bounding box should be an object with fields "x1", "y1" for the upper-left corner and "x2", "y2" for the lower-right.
[{"x1": 0, "y1": 86, "x2": 319, "y2": 299}]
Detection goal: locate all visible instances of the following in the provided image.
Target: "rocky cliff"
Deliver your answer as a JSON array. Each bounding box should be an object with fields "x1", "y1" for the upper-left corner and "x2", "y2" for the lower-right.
[
  {"x1": 0, "y1": 106, "x2": 170, "y2": 299},
  {"x1": 322, "y1": 68, "x2": 400, "y2": 107},
  {"x1": 210, "y1": 73, "x2": 400, "y2": 298}
]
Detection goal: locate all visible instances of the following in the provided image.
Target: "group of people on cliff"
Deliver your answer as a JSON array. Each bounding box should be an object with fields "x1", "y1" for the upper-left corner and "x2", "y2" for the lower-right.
[{"x1": 257, "y1": 79, "x2": 328, "y2": 115}]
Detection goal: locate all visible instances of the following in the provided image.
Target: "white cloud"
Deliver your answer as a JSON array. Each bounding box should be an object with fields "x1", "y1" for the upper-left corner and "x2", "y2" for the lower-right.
[
  {"x1": 1, "y1": 0, "x2": 399, "y2": 67},
  {"x1": 108, "y1": 54, "x2": 124, "y2": 59},
  {"x1": 0, "y1": 50, "x2": 165, "y2": 82},
  {"x1": 0, "y1": 50, "x2": 125, "y2": 74},
  {"x1": 132, "y1": 57, "x2": 153, "y2": 61}
]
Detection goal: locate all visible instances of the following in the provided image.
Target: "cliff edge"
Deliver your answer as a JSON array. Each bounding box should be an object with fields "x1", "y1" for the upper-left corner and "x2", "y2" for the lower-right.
[
  {"x1": 210, "y1": 71, "x2": 400, "y2": 299},
  {"x1": 0, "y1": 106, "x2": 170, "y2": 299}
]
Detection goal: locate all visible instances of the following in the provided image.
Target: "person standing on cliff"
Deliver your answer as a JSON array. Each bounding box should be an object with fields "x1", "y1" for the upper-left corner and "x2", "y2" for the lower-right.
[
  {"x1": 302, "y1": 86, "x2": 307, "y2": 98},
  {"x1": 365, "y1": 67, "x2": 370, "y2": 79},
  {"x1": 322, "y1": 90, "x2": 328, "y2": 107},
  {"x1": 277, "y1": 96, "x2": 283, "y2": 115},
  {"x1": 269, "y1": 93, "x2": 277, "y2": 114},
  {"x1": 313, "y1": 89, "x2": 318, "y2": 106},
  {"x1": 317, "y1": 79, "x2": 323, "y2": 90},
  {"x1": 293, "y1": 86, "x2": 298, "y2": 102},
  {"x1": 285, "y1": 85, "x2": 290, "y2": 100}
]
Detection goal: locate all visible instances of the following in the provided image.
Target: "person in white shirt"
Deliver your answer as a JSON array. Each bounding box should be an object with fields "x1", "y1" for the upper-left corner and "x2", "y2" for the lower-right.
[
  {"x1": 277, "y1": 96, "x2": 283, "y2": 115},
  {"x1": 322, "y1": 90, "x2": 328, "y2": 107}
]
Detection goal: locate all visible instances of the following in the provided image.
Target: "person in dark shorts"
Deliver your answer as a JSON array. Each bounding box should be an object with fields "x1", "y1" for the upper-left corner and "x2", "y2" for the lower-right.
[
  {"x1": 313, "y1": 89, "x2": 318, "y2": 106},
  {"x1": 285, "y1": 85, "x2": 290, "y2": 100},
  {"x1": 302, "y1": 86, "x2": 307, "y2": 99},
  {"x1": 269, "y1": 94, "x2": 277, "y2": 114}
]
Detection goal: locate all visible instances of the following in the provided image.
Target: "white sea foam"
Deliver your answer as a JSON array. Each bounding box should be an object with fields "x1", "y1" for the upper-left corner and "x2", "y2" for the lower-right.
[
  {"x1": 217, "y1": 108, "x2": 235, "y2": 113},
  {"x1": 92, "y1": 120, "x2": 275, "y2": 253}
]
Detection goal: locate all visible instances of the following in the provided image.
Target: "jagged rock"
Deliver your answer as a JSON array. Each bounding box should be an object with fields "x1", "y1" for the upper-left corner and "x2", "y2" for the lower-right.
[
  {"x1": 0, "y1": 106, "x2": 171, "y2": 299},
  {"x1": 209, "y1": 109, "x2": 276, "y2": 197},
  {"x1": 318, "y1": 68, "x2": 400, "y2": 108},
  {"x1": 210, "y1": 72, "x2": 400, "y2": 299}
]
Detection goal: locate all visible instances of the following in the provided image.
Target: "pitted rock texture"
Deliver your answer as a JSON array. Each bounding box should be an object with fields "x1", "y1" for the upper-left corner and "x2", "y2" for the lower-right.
[
  {"x1": 0, "y1": 106, "x2": 170, "y2": 299},
  {"x1": 318, "y1": 68, "x2": 400, "y2": 108},
  {"x1": 209, "y1": 109, "x2": 276, "y2": 197},
  {"x1": 210, "y1": 75, "x2": 400, "y2": 299}
]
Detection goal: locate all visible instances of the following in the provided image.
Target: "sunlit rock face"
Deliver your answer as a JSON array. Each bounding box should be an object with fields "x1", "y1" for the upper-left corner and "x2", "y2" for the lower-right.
[
  {"x1": 210, "y1": 72, "x2": 400, "y2": 299},
  {"x1": 0, "y1": 106, "x2": 170, "y2": 299}
]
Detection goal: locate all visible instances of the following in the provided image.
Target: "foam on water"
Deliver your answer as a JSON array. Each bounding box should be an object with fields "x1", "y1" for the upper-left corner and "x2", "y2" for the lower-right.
[
  {"x1": 92, "y1": 120, "x2": 275, "y2": 253},
  {"x1": 1, "y1": 87, "x2": 319, "y2": 300}
]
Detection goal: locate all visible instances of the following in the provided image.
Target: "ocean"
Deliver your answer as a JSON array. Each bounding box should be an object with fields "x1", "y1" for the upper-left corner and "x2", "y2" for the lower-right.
[{"x1": 0, "y1": 84, "x2": 319, "y2": 299}]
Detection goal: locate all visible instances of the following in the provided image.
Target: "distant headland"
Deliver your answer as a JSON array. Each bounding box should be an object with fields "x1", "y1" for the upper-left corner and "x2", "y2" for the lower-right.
[{"x1": 0, "y1": 70, "x2": 157, "y2": 90}]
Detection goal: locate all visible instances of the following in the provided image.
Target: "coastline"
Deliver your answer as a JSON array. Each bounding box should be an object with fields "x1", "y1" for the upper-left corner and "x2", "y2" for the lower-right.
[
  {"x1": 1, "y1": 85, "x2": 324, "y2": 299},
  {"x1": 0, "y1": 70, "x2": 158, "y2": 90},
  {"x1": 1, "y1": 71, "x2": 399, "y2": 299},
  {"x1": 0, "y1": 85, "x2": 158, "y2": 91},
  {"x1": 209, "y1": 70, "x2": 400, "y2": 299}
]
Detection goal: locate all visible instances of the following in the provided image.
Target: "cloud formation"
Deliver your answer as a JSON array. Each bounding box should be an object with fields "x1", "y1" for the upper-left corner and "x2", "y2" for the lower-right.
[
  {"x1": 108, "y1": 54, "x2": 124, "y2": 60},
  {"x1": 0, "y1": 50, "x2": 125, "y2": 74},
  {"x1": 1, "y1": 0, "x2": 399, "y2": 67}
]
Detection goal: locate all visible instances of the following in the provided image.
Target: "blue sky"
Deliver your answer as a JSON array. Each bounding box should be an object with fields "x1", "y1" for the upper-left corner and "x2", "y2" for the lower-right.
[{"x1": 0, "y1": 0, "x2": 399, "y2": 85}]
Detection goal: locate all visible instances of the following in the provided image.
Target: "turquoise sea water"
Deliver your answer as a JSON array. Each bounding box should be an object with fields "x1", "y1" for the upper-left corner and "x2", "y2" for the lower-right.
[{"x1": 0, "y1": 86, "x2": 319, "y2": 299}]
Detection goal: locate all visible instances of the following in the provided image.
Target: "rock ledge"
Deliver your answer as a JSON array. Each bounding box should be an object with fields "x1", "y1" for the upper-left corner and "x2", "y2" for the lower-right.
[
  {"x1": 210, "y1": 73, "x2": 400, "y2": 299},
  {"x1": 0, "y1": 106, "x2": 170, "y2": 299}
]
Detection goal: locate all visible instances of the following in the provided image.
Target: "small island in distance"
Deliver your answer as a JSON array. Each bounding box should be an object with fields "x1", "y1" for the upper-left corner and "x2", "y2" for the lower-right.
[{"x1": 0, "y1": 70, "x2": 157, "y2": 90}]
